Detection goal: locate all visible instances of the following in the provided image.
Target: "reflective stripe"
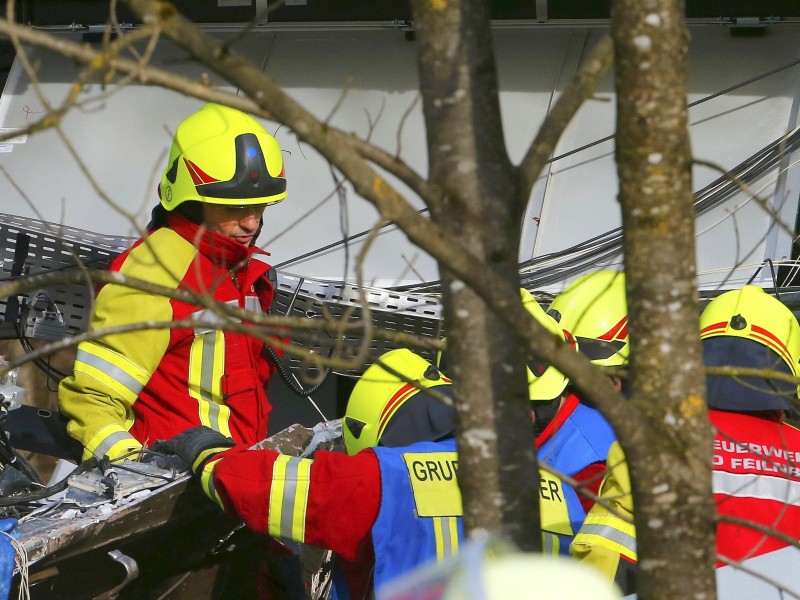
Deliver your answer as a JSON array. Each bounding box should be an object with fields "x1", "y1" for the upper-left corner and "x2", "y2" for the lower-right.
[
  {"x1": 244, "y1": 296, "x2": 264, "y2": 314},
  {"x1": 193, "y1": 300, "x2": 241, "y2": 328},
  {"x1": 577, "y1": 522, "x2": 638, "y2": 558},
  {"x1": 268, "y1": 456, "x2": 311, "y2": 542},
  {"x1": 713, "y1": 470, "x2": 800, "y2": 504},
  {"x1": 191, "y1": 447, "x2": 229, "y2": 472},
  {"x1": 75, "y1": 344, "x2": 147, "y2": 403},
  {"x1": 188, "y1": 298, "x2": 263, "y2": 435},
  {"x1": 200, "y1": 458, "x2": 225, "y2": 509},
  {"x1": 188, "y1": 330, "x2": 231, "y2": 436},
  {"x1": 86, "y1": 425, "x2": 141, "y2": 460},
  {"x1": 433, "y1": 516, "x2": 459, "y2": 561},
  {"x1": 192, "y1": 298, "x2": 264, "y2": 328},
  {"x1": 542, "y1": 531, "x2": 560, "y2": 555}
]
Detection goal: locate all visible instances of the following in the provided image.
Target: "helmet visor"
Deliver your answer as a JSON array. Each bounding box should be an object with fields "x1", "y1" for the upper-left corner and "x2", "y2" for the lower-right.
[{"x1": 576, "y1": 337, "x2": 626, "y2": 361}]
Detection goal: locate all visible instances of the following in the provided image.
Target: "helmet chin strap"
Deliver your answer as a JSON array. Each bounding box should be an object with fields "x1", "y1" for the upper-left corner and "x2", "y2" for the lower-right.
[{"x1": 252, "y1": 217, "x2": 263, "y2": 246}]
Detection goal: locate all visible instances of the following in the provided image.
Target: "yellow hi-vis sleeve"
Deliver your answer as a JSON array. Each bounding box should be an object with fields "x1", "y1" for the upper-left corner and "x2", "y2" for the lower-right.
[
  {"x1": 58, "y1": 229, "x2": 195, "y2": 461},
  {"x1": 570, "y1": 441, "x2": 637, "y2": 579}
]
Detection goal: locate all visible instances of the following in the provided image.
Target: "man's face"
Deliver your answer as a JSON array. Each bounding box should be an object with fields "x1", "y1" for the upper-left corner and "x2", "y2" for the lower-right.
[{"x1": 203, "y1": 204, "x2": 267, "y2": 247}]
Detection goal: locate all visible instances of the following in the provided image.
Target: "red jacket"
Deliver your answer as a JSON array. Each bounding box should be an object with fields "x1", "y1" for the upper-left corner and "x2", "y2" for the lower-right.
[
  {"x1": 59, "y1": 214, "x2": 280, "y2": 460},
  {"x1": 208, "y1": 445, "x2": 381, "y2": 598},
  {"x1": 710, "y1": 408, "x2": 800, "y2": 564}
]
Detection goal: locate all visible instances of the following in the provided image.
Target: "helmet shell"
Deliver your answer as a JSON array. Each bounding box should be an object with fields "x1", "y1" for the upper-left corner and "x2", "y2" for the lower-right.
[
  {"x1": 521, "y1": 288, "x2": 576, "y2": 402},
  {"x1": 442, "y1": 553, "x2": 623, "y2": 600},
  {"x1": 344, "y1": 349, "x2": 452, "y2": 455},
  {"x1": 160, "y1": 103, "x2": 287, "y2": 210},
  {"x1": 437, "y1": 290, "x2": 575, "y2": 402},
  {"x1": 700, "y1": 285, "x2": 800, "y2": 410},
  {"x1": 547, "y1": 270, "x2": 629, "y2": 367}
]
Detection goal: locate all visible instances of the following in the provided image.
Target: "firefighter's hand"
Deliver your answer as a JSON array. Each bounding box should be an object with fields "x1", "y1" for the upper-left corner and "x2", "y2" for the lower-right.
[
  {"x1": 151, "y1": 426, "x2": 236, "y2": 474},
  {"x1": 139, "y1": 451, "x2": 189, "y2": 473}
]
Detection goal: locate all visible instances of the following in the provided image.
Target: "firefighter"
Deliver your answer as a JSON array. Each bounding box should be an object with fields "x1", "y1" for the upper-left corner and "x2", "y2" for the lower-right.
[
  {"x1": 570, "y1": 284, "x2": 800, "y2": 594},
  {"x1": 513, "y1": 288, "x2": 615, "y2": 555},
  {"x1": 546, "y1": 270, "x2": 629, "y2": 395},
  {"x1": 153, "y1": 348, "x2": 586, "y2": 598},
  {"x1": 59, "y1": 103, "x2": 287, "y2": 461},
  {"x1": 539, "y1": 270, "x2": 625, "y2": 512},
  {"x1": 435, "y1": 285, "x2": 618, "y2": 555}
]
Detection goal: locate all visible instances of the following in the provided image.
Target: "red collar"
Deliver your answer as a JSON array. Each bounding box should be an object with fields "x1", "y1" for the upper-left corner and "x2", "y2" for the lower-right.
[
  {"x1": 167, "y1": 213, "x2": 268, "y2": 269},
  {"x1": 535, "y1": 393, "x2": 580, "y2": 449}
]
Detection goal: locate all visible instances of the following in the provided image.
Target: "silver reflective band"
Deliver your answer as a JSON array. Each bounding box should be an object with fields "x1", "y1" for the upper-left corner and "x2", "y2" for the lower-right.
[
  {"x1": 543, "y1": 532, "x2": 557, "y2": 555},
  {"x1": 578, "y1": 523, "x2": 637, "y2": 554},
  {"x1": 713, "y1": 470, "x2": 800, "y2": 504},
  {"x1": 194, "y1": 300, "x2": 242, "y2": 328},
  {"x1": 94, "y1": 430, "x2": 136, "y2": 459},
  {"x1": 244, "y1": 296, "x2": 264, "y2": 314},
  {"x1": 77, "y1": 348, "x2": 144, "y2": 398},
  {"x1": 434, "y1": 516, "x2": 458, "y2": 559},
  {"x1": 280, "y1": 457, "x2": 305, "y2": 540},
  {"x1": 193, "y1": 297, "x2": 265, "y2": 331}
]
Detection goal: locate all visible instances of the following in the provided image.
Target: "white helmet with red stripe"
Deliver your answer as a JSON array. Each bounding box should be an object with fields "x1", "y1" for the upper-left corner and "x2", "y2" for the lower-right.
[
  {"x1": 344, "y1": 349, "x2": 454, "y2": 455},
  {"x1": 700, "y1": 285, "x2": 800, "y2": 410},
  {"x1": 547, "y1": 270, "x2": 629, "y2": 368}
]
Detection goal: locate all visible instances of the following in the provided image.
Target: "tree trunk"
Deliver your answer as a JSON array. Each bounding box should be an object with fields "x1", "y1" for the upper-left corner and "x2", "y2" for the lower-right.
[
  {"x1": 613, "y1": 1, "x2": 717, "y2": 597},
  {"x1": 411, "y1": 0, "x2": 541, "y2": 550}
]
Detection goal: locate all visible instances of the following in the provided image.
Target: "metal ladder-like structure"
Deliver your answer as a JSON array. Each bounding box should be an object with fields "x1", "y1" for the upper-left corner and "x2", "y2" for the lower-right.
[{"x1": 0, "y1": 213, "x2": 445, "y2": 377}]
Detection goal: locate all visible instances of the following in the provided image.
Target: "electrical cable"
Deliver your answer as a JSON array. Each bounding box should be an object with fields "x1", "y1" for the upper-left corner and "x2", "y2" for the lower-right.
[
  {"x1": 274, "y1": 58, "x2": 800, "y2": 280},
  {"x1": 267, "y1": 345, "x2": 333, "y2": 399},
  {"x1": 0, "y1": 458, "x2": 98, "y2": 507}
]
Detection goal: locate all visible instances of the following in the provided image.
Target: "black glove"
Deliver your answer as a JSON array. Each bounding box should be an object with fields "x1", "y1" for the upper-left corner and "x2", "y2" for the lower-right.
[
  {"x1": 150, "y1": 426, "x2": 236, "y2": 475},
  {"x1": 139, "y1": 452, "x2": 189, "y2": 473}
]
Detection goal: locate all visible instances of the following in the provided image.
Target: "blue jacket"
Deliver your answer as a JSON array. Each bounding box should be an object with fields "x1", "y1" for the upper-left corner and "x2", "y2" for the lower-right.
[
  {"x1": 371, "y1": 438, "x2": 464, "y2": 593},
  {"x1": 537, "y1": 400, "x2": 616, "y2": 554}
]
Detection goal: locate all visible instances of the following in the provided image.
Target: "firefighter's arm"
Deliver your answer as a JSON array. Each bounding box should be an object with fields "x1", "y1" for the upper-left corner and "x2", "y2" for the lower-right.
[
  {"x1": 183, "y1": 434, "x2": 382, "y2": 561},
  {"x1": 58, "y1": 278, "x2": 170, "y2": 461},
  {"x1": 570, "y1": 441, "x2": 637, "y2": 581}
]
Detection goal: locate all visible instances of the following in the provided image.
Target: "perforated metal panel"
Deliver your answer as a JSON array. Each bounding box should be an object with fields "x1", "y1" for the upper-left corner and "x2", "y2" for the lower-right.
[
  {"x1": 0, "y1": 214, "x2": 129, "y2": 335},
  {"x1": 0, "y1": 213, "x2": 444, "y2": 376},
  {"x1": 273, "y1": 272, "x2": 443, "y2": 376}
]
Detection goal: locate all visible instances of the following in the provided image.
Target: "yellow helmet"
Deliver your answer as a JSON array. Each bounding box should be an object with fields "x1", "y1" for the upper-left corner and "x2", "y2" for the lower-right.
[
  {"x1": 547, "y1": 270, "x2": 629, "y2": 368},
  {"x1": 521, "y1": 288, "x2": 577, "y2": 402},
  {"x1": 441, "y1": 554, "x2": 623, "y2": 600},
  {"x1": 160, "y1": 103, "x2": 287, "y2": 210},
  {"x1": 700, "y1": 285, "x2": 800, "y2": 410},
  {"x1": 344, "y1": 349, "x2": 454, "y2": 455}
]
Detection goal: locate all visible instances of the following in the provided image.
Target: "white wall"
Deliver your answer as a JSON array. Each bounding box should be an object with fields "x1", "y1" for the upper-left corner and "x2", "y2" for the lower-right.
[{"x1": 0, "y1": 23, "x2": 799, "y2": 291}]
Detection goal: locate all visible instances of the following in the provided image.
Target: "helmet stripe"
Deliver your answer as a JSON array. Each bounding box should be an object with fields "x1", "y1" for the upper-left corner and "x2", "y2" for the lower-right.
[
  {"x1": 598, "y1": 316, "x2": 629, "y2": 341},
  {"x1": 377, "y1": 384, "x2": 418, "y2": 439},
  {"x1": 750, "y1": 325, "x2": 796, "y2": 375},
  {"x1": 184, "y1": 158, "x2": 218, "y2": 185},
  {"x1": 700, "y1": 321, "x2": 728, "y2": 338},
  {"x1": 564, "y1": 330, "x2": 578, "y2": 350}
]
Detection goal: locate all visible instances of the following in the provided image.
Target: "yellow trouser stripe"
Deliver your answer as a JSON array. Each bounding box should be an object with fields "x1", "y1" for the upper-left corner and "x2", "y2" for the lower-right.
[
  {"x1": 268, "y1": 456, "x2": 312, "y2": 542},
  {"x1": 542, "y1": 531, "x2": 561, "y2": 555},
  {"x1": 433, "y1": 516, "x2": 459, "y2": 561}
]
